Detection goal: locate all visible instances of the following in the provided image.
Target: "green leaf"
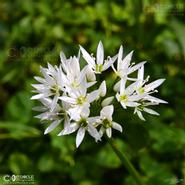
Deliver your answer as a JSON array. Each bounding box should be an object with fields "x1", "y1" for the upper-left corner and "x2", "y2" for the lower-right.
[
  {"x1": 9, "y1": 153, "x2": 33, "y2": 174},
  {"x1": 96, "y1": 139, "x2": 127, "y2": 168},
  {"x1": 5, "y1": 91, "x2": 33, "y2": 124},
  {"x1": 0, "y1": 122, "x2": 40, "y2": 139},
  {"x1": 139, "y1": 152, "x2": 177, "y2": 185},
  {"x1": 125, "y1": 122, "x2": 149, "y2": 152}
]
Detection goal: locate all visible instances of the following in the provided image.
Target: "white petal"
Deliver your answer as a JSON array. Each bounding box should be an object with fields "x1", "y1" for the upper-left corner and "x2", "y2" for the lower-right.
[
  {"x1": 40, "y1": 67, "x2": 55, "y2": 86},
  {"x1": 81, "y1": 105, "x2": 90, "y2": 118},
  {"x1": 67, "y1": 107, "x2": 81, "y2": 121},
  {"x1": 99, "y1": 127, "x2": 105, "y2": 137},
  {"x1": 136, "y1": 110, "x2": 145, "y2": 121},
  {"x1": 76, "y1": 127, "x2": 86, "y2": 148},
  {"x1": 34, "y1": 76, "x2": 46, "y2": 84},
  {"x1": 120, "y1": 101, "x2": 127, "y2": 109},
  {"x1": 99, "y1": 81, "x2": 106, "y2": 97},
  {"x1": 120, "y1": 78, "x2": 127, "y2": 94},
  {"x1": 44, "y1": 120, "x2": 60, "y2": 134},
  {"x1": 103, "y1": 54, "x2": 117, "y2": 71},
  {"x1": 58, "y1": 122, "x2": 79, "y2": 136},
  {"x1": 143, "y1": 108, "x2": 159, "y2": 115},
  {"x1": 50, "y1": 94, "x2": 59, "y2": 111},
  {"x1": 106, "y1": 128, "x2": 112, "y2": 138},
  {"x1": 101, "y1": 96, "x2": 114, "y2": 107},
  {"x1": 60, "y1": 52, "x2": 68, "y2": 72},
  {"x1": 31, "y1": 93, "x2": 45, "y2": 100},
  {"x1": 64, "y1": 117, "x2": 70, "y2": 129},
  {"x1": 87, "y1": 90, "x2": 99, "y2": 103},
  {"x1": 77, "y1": 49, "x2": 81, "y2": 61},
  {"x1": 78, "y1": 82, "x2": 87, "y2": 97},
  {"x1": 71, "y1": 56, "x2": 80, "y2": 76},
  {"x1": 86, "y1": 81, "x2": 97, "y2": 88},
  {"x1": 96, "y1": 41, "x2": 104, "y2": 65},
  {"x1": 60, "y1": 51, "x2": 67, "y2": 63},
  {"x1": 111, "y1": 62, "x2": 117, "y2": 73},
  {"x1": 112, "y1": 122, "x2": 122, "y2": 132},
  {"x1": 47, "y1": 63, "x2": 56, "y2": 74},
  {"x1": 87, "y1": 116, "x2": 100, "y2": 124},
  {"x1": 80, "y1": 46, "x2": 95, "y2": 68},
  {"x1": 84, "y1": 65, "x2": 96, "y2": 81},
  {"x1": 100, "y1": 105, "x2": 114, "y2": 120},
  {"x1": 116, "y1": 93, "x2": 121, "y2": 102},
  {"x1": 59, "y1": 96, "x2": 76, "y2": 104},
  {"x1": 138, "y1": 65, "x2": 144, "y2": 82},
  {"x1": 32, "y1": 106, "x2": 47, "y2": 112},
  {"x1": 144, "y1": 79, "x2": 165, "y2": 92},
  {"x1": 87, "y1": 123, "x2": 101, "y2": 141},
  {"x1": 35, "y1": 112, "x2": 51, "y2": 120},
  {"x1": 125, "y1": 81, "x2": 138, "y2": 95},
  {"x1": 126, "y1": 102, "x2": 140, "y2": 107},
  {"x1": 129, "y1": 94, "x2": 144, "y2": 101},
  {"x1": 120, "y1": 51, "x2": 133, "y2": 70},
  {"x1": 78, "y1": 68, "x2": 88, "y2": 84},
  {"x1": 128, "y1": 61, "x2": 146, "y2": 74},
  {"x1": 117, "y1": 45, "x2": 123, "y2": 70},
  {"x1": 144, "y1": 95, "x2": 168, "y2": 104},
  {"x1": 113, "y1": 81, "x2": 121, "y2": 92}
]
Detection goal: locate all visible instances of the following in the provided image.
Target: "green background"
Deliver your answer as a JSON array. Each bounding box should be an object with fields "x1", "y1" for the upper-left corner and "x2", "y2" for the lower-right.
[{"x1": 0, "y1": 0, "x2": 185, "y2": 185}]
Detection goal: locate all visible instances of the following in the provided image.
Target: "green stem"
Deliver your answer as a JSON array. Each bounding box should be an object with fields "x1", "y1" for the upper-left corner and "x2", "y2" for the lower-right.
[{"x1": 107, "y1": 138, "x2": 145, "y2": 185}]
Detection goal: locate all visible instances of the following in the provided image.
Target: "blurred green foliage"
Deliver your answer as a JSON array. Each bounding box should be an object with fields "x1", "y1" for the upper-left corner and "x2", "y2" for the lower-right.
[{"x1": 0, "y1": 0, "x2": 185, "y2": 185}]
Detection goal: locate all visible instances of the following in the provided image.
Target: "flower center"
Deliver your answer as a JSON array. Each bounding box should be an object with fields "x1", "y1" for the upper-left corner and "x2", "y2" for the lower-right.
[
  {"x1": 138, "y1": 87, "x2": 145, "y2": 94},
  {"x1": 95, "y1": 64, "x2": 103, "y2": 72},
  {"x1": 115, "y1": 71, "x2": 121, "y2": 78},
  {"x1": 76, "y1": 96, "x2": 86, "y2": 105},
  {"x1": 102, "y1": 118, "x2": 112, "y2": 128},
  {"x1": 120, "y1": 94, "x2": 128, "y2": 102},
  {"x1": 71, "y1": 81, "x2": 80, "y2": 88},
  {"x1": 51, "y1": 85, "x2": 59, "y2": 94},
  {"x1": 78, "y1": 118, "x2": 88, "y2": 127}
]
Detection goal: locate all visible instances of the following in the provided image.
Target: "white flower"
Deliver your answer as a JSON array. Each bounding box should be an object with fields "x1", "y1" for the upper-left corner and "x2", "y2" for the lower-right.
[
  {"x1": 33, "y1": 98, "x2": 70, "y2": 134},
  {"x1": 80, "y1": 41, "x2": 117, "y2": 74},
  {"x1": 98, "y1": 105, "x2": 122, "y2": 138},
  {"x1": 59, "y1": 55, "x2": 96, "y2": 95},
  {"x1": 31, "y1": 64, "x2": 64, "y2": 111},
  {"x1": 58, "y1": 111, "x2": 101, "y2": 148},
  {"x1": 134, "y1": 102, "x2": 160, "y2": 121},
  {"x1": 116, "y1": 78, "x2": 144, "y2": 109},
  {"x1": 31, "y1": 41, "x2": 167, "y2": 148},
  {"x1": 59, "y1": 82, "x2": 100, "y2": 120},
  {"x1": 112, "y1": 45, "x2": 146, "y2": 79},
  {"x1": 136, "y1": 66, "x2": 168, "y2": 104}
]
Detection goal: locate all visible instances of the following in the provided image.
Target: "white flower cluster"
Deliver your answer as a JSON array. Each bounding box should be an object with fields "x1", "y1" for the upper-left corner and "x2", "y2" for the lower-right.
[{"x1": 31, "y1": 41, "x2": 167, "y2": 147}]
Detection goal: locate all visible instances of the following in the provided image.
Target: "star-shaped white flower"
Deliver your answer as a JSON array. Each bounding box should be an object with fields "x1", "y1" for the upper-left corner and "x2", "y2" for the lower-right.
[
  {"x1": 58, "y1": 110, "x2": 101, "y2": 148},
  {"x1": 136, "y1": 65, "x2": 168, "y2": 104},
  {"x1": 99, "y1": 105, "x2": 122, "y2": 138},
  {"x1": 59, "y1": 81, "x2": 100, "y2": 120},
  {"x1": 116, "y1": 78, "x2": 144, "y2": 109},
  {"x1": 134, "y1": 102, "x2": 161, "y2": 121},
  {"x1": 31, "y1": 64, "x2": 64, "y2": 111},
  {"x1": 112, "y1": 45, "x2": 146, "y2": 79},
  {"x1": 33, "y1": 98, "x2": 70, "y2": 134},
  {"x1": 80, "y1": 41, "x2": 117, "y2": 74},
  {"x1": 59, "y1": 55, "x2": 96, "y2": 95}
]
